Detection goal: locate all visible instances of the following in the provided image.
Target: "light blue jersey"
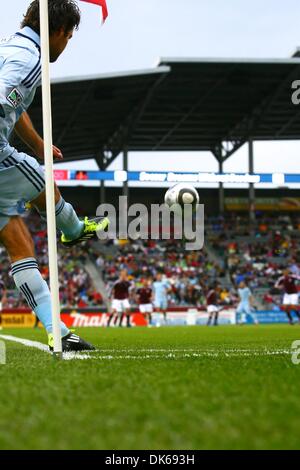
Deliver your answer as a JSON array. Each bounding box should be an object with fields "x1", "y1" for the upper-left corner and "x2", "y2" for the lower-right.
[
  {"x1": 0, "y1": 27, "x2": 44, "y2": 230},
  {"x1": 0, "y1": 27, "x2": 41, "y2": 162},
  {"x1": 153, "y1": 280, "x2": 169, "y2": 310},
  {"x1": 153, "y1": 280, "x2": 169, "y2": 301},
  {"x1": 238, "y1": 287, "x2": 251, "y2": 304},
  {"x1": 236, "y1": 286, "x2": 258, "y2": 324}
]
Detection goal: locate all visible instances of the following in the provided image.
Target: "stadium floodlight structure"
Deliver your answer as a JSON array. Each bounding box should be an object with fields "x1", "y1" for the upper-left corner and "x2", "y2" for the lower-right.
[{"x1": 39, "y1": 0, "x2": 62, "y2": 359}]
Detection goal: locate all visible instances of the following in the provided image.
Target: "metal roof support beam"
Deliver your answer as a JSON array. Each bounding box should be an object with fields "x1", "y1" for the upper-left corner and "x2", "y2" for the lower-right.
[
  {"x1": 55, "y1": 81, "x2": 95, "y2": 147},
  {"x1": 123, "y1": 145, "x2": 129, "y2": 203},
  {"x1": 217, "y1": 66, "x2": 300, "y2": 162},
  {"x1": 212, "y1": 139, "x2": 246, "y2": 162},
  {"x1": 103, "y1": 68, "x2": 170, "y2": 160},
  {"x1": 152, "y1": 75, "x2": 229, "y2": 151},
  {"x1": 218, "y1": 158, "x2": 225, "y2": 214},
  {"x1": 248, "y1": 138, "x2": 256, "y2": 223},
  {"x1": 95, "y1": 148, "x2": 121, "y2": 170},
  {"x1": 275, "y1": 108, "x2": 300, "y2": 137}
]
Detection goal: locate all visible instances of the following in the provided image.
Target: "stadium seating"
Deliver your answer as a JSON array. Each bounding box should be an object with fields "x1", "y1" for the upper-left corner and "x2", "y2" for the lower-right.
[{"x1": 1, "y1": 212, "x2": 299, "y2": 310}]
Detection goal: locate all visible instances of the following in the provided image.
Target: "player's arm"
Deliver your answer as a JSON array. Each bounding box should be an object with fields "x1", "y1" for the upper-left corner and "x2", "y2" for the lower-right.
[
  {"x1": 274, "y1": 277, "x2": 283, "y2": 289},
  {"x1": 14, "y1": 112, "x2": 63, "y2": 161}
]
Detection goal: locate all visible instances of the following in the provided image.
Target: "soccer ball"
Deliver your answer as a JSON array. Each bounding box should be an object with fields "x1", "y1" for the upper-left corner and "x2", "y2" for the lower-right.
[{"x1": 164, "y1": 183, "x2": 199, "y2": 211}]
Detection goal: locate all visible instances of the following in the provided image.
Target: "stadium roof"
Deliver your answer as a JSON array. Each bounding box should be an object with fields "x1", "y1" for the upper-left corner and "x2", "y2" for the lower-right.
[{"x1": 16, "y1": 57, "x2": 300, "y2": 167}]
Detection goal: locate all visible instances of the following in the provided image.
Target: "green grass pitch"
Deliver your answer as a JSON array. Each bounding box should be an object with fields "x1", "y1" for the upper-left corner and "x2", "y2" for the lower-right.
[{"x1": 0, "y1": 325, "x2": 300, "y2": 450}]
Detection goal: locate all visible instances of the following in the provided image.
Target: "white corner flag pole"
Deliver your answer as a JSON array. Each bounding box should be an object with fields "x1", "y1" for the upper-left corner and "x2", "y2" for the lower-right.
[{"x1": 39, "y1": 0, "x2": 62, "y2": 359}]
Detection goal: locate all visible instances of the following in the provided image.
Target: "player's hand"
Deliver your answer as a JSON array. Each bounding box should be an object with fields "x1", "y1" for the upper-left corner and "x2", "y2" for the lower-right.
[
  {"x1": 33, "y1": 141, "x2": 63, "y2": 161},
  {"x1": 53, "y1": 145, "x2": 63, "y2": 160}
]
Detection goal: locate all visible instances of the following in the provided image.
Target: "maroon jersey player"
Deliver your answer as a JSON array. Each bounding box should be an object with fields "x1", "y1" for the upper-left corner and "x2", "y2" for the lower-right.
[
  {"x1": 136, "y1": 278, "x2": 153, "y2": 326},
  {"x1": 275, "y1": 269, "x2": 300, "y2": 324},
  {"x1": 108, "y1": 270, "x2": 133, "y2": 327},
  {"x1": 206, "y1": 283, "x2": 221, "y2": 326}
]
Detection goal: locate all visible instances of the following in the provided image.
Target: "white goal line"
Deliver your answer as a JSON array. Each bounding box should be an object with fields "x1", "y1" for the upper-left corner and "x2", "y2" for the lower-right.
[{"x1": 0, "y1": 334, "x2": 291, "y2": 361}]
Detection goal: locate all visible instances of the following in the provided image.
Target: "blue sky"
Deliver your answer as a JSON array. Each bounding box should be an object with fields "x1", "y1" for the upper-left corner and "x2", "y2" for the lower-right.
[{"x1": 3, "y1": 0, "x2": 300, "y2": 184}]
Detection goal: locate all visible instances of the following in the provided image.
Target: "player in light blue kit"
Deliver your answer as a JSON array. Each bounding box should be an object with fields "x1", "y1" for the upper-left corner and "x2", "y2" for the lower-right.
[
  {"x1": 0, "y1": 1, "x2": 109, "y2": 351},
  {"x1": 236, "y1": 281, "x2": 258, "y2": 325},
  {"x1": 153, "y1": 273, "x2": 170, "y2": 325}
]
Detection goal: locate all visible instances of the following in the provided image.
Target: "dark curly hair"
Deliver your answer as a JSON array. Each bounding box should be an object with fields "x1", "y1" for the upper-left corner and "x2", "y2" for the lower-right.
[{"x1": 21, "y1": 0, "x2": 81, "y2": 35}]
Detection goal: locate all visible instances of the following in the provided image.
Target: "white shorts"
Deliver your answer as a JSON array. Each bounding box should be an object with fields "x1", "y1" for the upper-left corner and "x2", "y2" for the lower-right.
[
  {"x1": 0, "y1": 150, "x2": 45, "y2": 230},
  {"x1": 207, "y1": 305, "x2": 219, "y2": 314},
  {"x1": 283, "y1": 293, "x2": 299, "y2": 306},
  {"x1": 139, "y1": 303, "x2": 153, "y2": 314},
  {"x1": 111, "y1": 299, "x2": 130, "y2": 313}
]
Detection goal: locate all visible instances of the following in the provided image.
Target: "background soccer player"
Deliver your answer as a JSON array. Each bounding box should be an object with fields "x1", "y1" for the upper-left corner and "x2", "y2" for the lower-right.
[
  {"x1": 136, "y1": 278, "x2": 153, "y2": 326},
  {"x1": 206, "y1": 283, "x2": 221, "y2": 326},
  {"x1": 108, "y1": 270, "x2": 132, "y2": 328},
  {"x1": 0, "y1": 0, "x2": 109, "y2": 351},
  {"x1": 236, "y1": 281, "x2": 258, "y2": 325},
  {"x1": 153, "y1": 273, "x2": 170, "y2": 325},
  {"x1": 275, "y1": 269, "x2": 300, "y2": 325}
]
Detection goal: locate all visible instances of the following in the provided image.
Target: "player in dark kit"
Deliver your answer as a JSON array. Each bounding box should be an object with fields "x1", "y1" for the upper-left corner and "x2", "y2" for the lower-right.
[
  {"x1": 108, "y1": 270, "x2": 132, "y2": 327},
  {"x1": 136, "y1": 278, "x2": 153, "y2": 326},
  {"x1": 206, "y1": 283, "x2": 221, "y2": 326},
  {"x1": 275, "y1": 270, "x2": 300, "y2": 324}
]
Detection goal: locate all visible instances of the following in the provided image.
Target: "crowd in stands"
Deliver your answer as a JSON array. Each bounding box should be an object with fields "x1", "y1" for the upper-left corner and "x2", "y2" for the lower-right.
[
  {"x1": 100, "y1": 239, "x2": 233, "y2": 308},
  {"x1": 0, "y1": 213, "x2": 103, "y2": 309},
  {"x1": 1, "y1": 211, "x2": 299, "y2": 310}
]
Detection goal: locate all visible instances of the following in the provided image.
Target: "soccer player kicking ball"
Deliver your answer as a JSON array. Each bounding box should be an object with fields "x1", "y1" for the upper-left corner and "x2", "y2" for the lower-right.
[{"x1": 0, "y1": 1, "x2": 109, "y2": 351}]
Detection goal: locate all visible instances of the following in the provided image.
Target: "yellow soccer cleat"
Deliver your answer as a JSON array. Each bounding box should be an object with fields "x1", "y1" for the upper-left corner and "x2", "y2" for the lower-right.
[{"x1": 60, "y1": 216, "x2": 110, "y2": 247}]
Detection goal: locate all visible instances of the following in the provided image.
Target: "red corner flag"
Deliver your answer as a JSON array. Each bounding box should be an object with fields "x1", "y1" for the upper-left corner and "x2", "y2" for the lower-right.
[{"x1": 80, "y1": 0, "x2": 108, "y2": 23}]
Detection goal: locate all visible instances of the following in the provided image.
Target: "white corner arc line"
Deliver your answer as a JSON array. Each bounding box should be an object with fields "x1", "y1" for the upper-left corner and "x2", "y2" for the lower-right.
[{"x1": 0, "y1": 334, "x2": 90, "y2": 360}]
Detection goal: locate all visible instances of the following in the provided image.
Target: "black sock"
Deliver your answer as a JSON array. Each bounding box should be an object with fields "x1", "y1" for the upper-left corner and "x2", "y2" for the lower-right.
[{"x1": 286, "y1": 311, "x2": 293, "y2": 323}]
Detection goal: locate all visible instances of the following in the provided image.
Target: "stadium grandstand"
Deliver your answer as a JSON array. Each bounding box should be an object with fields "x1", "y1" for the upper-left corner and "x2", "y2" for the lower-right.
[{"x1": 1, "y1": 57, "x2": 300, "y2": 328}]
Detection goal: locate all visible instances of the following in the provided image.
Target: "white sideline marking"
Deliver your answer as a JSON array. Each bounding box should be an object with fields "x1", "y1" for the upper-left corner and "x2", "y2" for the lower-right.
[
  {"x1": 0, "y1": 334, "x2": 291, "y2": 361},
  {"x1": 0, "y1": 334, "x2": 49, "y2": 352}
]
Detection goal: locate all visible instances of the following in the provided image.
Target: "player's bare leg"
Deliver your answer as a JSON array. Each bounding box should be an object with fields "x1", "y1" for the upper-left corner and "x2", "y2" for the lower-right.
[
  {"x1": 0, "y1": 216, "x2": 95, "y2": 351},
  {"x1": 284, "y1": 306, "x2": 294, "y2": 325},
  {"x1": 107, "y1": 310, "x2": 117, "y2": 327},
  {"x1": 213, "y1": 311, "x2": 219, "y2": 326},
  {"x1": 32, "y1": 183, "x2": 109, "y2": 247},
  {"x1": 125, "y1": 309, "x2": 131, "y2": 328}
]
